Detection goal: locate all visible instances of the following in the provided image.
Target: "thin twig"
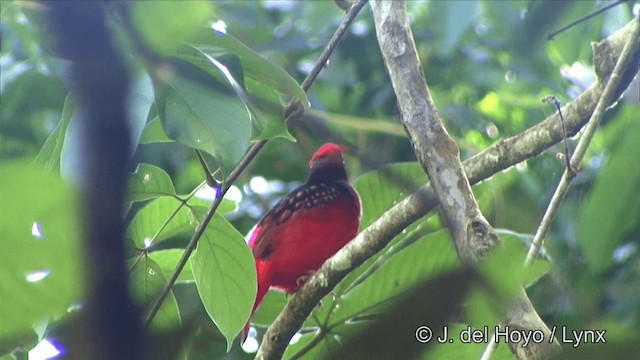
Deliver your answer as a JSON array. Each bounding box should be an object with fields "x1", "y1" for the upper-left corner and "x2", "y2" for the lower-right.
[
  {"x1": 546, "y1": 0, "x2": 628, "y2": 40},
  {"x1": 144, "y1": 0, "x2": 370, "y2": 330},
  {"x1": 542, "y1": 95, "x2": 575, "y2": 176},
  {"x1": 480, "y1": 333, "x2": 498, "y2": 360},
  {"x1": 525, "y1": 16, "x2": 639, "y2": 268}
]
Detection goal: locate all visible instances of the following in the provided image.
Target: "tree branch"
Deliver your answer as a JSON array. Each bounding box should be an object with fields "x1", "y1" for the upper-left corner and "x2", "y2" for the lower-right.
[
  {"x1": 144, "y1": 0, "x2": 371, "y2": 330},
  {"x1": 256, "y1": 13, "x2": 639, "y2": 360},
  {"x1": 371, "y1": 2, "x2": 559, "y2": 359},
  {"x1": 525, "y1": 15, "x2": 639, "y2": 267}
]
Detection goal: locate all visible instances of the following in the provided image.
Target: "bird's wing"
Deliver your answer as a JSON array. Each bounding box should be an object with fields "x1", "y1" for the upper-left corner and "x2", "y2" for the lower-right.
[
  {"x1": 249, "y1": 185, "x2": 305, "y2": 260},
  {"x1": 249, "y1": 183, "x2": 347, "y2": 260}
]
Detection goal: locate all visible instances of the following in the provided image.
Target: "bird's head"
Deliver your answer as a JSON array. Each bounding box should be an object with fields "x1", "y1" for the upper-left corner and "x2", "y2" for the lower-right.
[
  {"x1": 307, "y1": 143, "x2": 349, "y2": 183},
  {"x1": 309, "y1": 143, "x2": 346, "y2": 169}
]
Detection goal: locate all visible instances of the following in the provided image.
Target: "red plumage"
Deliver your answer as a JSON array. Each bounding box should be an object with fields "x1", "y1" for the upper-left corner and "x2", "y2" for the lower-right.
[{"x1": 242, "y1": 143, "x2": 361, "y2": 342}]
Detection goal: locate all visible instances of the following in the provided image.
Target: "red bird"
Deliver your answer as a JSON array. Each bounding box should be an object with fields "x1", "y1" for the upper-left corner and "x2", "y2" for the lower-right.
[{"x1": 243, "y1": 143, "x2": 361, "y2": 341}]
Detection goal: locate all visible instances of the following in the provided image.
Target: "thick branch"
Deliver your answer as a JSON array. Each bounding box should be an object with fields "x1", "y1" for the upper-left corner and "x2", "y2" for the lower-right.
[
  {"x1": 526, "y1": 16, "x2": 640, "y2": 267},
  {"x1": 370, "y1": 2, "x2": 556, "y2": 359},
  {"x1": 256, "y1": 13, "x2": 638, "y2": 360},
  {"x1": 47, "y1": 3, "x2": 141, "y2": 359}
]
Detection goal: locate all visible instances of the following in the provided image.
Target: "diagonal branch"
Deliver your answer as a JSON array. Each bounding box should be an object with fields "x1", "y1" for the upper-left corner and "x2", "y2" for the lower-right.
[
  {"x1": 256, "y1": 14, "x2": 639, "y2": 360},
  {"x1": 370, "y1": 2, "x2": 558, "y2": 359},
  {"x1": 144, "y1": 0, "x2": 371, "y2": 330},
  {"x1": 525, "y1": 15, "x2": 640, "y2": 267}
]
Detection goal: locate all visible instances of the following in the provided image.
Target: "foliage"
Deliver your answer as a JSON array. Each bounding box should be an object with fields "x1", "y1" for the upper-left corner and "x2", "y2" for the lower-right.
[{"x1": 1, "y1": 1, "x2": 639, "y2": 359}]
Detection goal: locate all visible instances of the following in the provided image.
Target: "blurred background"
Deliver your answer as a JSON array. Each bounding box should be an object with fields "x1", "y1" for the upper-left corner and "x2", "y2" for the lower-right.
[{"x1": 1, "y1": 1, "x2": 639, "y2": 359}]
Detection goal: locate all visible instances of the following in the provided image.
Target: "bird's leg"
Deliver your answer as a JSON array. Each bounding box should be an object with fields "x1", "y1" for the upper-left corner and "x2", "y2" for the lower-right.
[
  {"x1": 296, "y1": 270, "x2": 324, "y2": 309},
  {"x1": 295, "y1": 269, "x2": 317, "y2": 288}
]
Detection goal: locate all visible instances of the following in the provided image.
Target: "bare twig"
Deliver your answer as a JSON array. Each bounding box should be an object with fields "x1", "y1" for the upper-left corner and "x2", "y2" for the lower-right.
[
  {"x1": 542, "y1": 95, "x2": 575, "y2": 176},
  {"x1": 144, "y1": 0, "x2": 370, "y2": 330},
  {"x1": 546, "y1": 0, "x2": 628, "y2": 40},
  {"x1": 525, "y1": 15, "x2": 639, "y2": 268}
]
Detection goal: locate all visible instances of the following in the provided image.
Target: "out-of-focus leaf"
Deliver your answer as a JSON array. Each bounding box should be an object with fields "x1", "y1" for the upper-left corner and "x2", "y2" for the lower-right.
[
  {"x1": 426, "y1": 323, "x2": 516, "y2": 360},
  {"x1": 0, "y1": 162, "x2": 83, "y2": 341},
  {"x1": 440, "y1": 0, "x2": 479, "y2": 54},
  {"x1": 129, "y1": 256, "x2": 181, "y2": 331},
  {"x1": 32, "y1": 94, "x2": 75, "y2": 171},
  {"x1": 326, "y1": 269, "x2": 476, "y2": 360},
  {"x1": 321, "y1": 110, "x2": 407, "y2": 137},
  {"x1": 354, "y1": 162, "x2": 428, "y2": 228},
  {"x1": 306, "y1": 229, "x2": 459, "y2": 329},
  {"x1": 128, "y1": 71, "x2": 155, "y2": 150},
  {"x1": 140, "y1": 117, "x2": 173, "y2": 144},
  {"x1": 578, "y1": 116, "x2": 640, "y2": 271},
  {"x1": 155, "y1": 59, "x2": 251, "y2": 178},
  {"x1": 131, "y1": 1, "x2": 214, "y2": 54},
  {"x1": 191, "y1": 213, "x2": 256, "y2": 351},
  {"x1": 495, "y1": 229, "x2": 551, "y2": 288}
]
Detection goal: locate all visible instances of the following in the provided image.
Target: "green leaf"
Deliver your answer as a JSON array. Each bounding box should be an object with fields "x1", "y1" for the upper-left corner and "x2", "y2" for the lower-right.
[
  {"x1": 314, "y1": 229, "x2": 460, "y2": 329},
  {"x1": 128, "y1": 163, "x2": 176, "y2": 202},
  {"x1": 578, "y1": 118, "x2": 640, "y2": 271},
  {"x1": 0, "y1": 162, "x2": 83, "y2": 341},
  {"x1": 128, "y1": 71, "x2": 155, "y2": 149},
  {"x1": 190, "y1": 28, "x2": 308, "y2": 103},
  {"x1": 465, "y1": 236, "x2": 548, "y2": 329},
  {"x1": 245, "y1": 79, "x2": 296, "y2": 141},
  {"x1": 495, "y1": 229, "x2": 551, "y2": 288},
  {"x1": 191, "y1": 213, "x2": 256, "y2": 350},
  {"x1": 129, "y1": 256, "x2": 181, "y2": 331},
  {"x1": 131, "y1": 1, "x2": 214, "y2": 54},
  {"x1": 148, "y1": 249, "x2": 194, "y2": 284},
  {"x1": 427, "y1": 323, "x2": 516, "y2": 360},
  {"x1": 32, "y1": 93, "x2": 76, "y2": 171},
  {"x1": 354, "y1": 162, "x2": 429, "y2": 228},
  {"x1": 140, "y1": 117, "x2": 173, "y2": 144},
  {"x1": 155, "y1": 59, "x2": 251, "y2": 178},
  {"x1": 127, "y1": 197, "x2": 204, "y2": 248}
]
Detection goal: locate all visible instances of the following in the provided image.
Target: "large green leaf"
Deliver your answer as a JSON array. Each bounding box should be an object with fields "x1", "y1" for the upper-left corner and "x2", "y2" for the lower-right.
[
  {"x1": 578, "y1": 116, "x2": 640, "y2": 271},
  {"x1": 245, "y1": 78, "x2": 296, "y2": 141},
  {"x1": 131, "y1": 1, "x2": 214, "y2": 54},
  {"x1": 354, "y1": 162, "x2": 428, "y2": 228},
  {"x1": 155, "y1": 59, "x2": 251, "y2": 178},
  {"x1": 191, "y1": 213, "x2": 256, "y2": 350},
  {"x1": 189, "y1": 28, "x2": 308, "y2": 103},
  {"x1": 148, "y1": 249, "x2": 194, "y2": 284},
  {"x1": 129, "y1": 256, "x2": 181, "y2": 331},
  {"x1": 0, "y1": 162, "x2": 83, "y2": 341}
]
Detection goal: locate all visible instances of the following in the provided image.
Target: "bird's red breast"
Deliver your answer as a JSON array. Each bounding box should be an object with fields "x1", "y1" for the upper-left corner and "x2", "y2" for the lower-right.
[{"x1": 243, "y1": 142, "x2": 361, "y2": 341}]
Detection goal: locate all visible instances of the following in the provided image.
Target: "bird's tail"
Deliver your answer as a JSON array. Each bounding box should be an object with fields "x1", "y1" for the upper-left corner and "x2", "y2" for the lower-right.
[{"x1": 241, "y1": 262, "x2": 271, "y2": 344}]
